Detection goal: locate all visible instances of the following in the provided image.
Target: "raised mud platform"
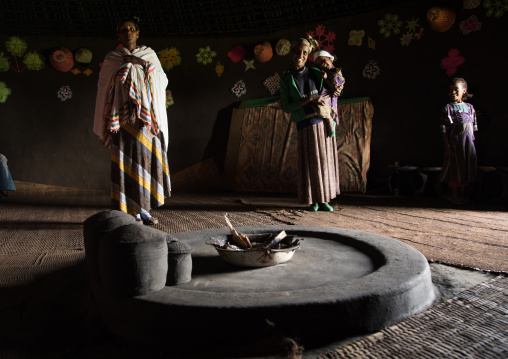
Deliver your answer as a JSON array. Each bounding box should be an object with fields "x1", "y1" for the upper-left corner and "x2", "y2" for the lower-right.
[{"x1": 98, "y1": 225, "x2": 436, "y2": 353}]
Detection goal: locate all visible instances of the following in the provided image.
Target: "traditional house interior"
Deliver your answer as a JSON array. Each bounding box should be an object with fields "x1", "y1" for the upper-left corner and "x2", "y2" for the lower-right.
[{"x1": 0, "y1": 0, "x2": 507, "y2": 358}]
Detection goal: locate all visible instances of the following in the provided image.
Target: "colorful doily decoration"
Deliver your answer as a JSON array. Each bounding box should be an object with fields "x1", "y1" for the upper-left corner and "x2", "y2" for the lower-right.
[
  {"x1": 165, "y1": 90, "x2": 174, "y2": 108},
  {"x1": 440, "y1": 48, "x2": 465, "y2": 76},
  {"x1": 227, "y1": 45, "x2": 246, "y2": 63},
  {"x1": 459, "y1": 15, "x2": 482, "y2": 34},
  {"x1": 243, "y1": 59, "x2": 255, "y2": 71},
  {"x1": 196, "y1": 46, "x2": 216, "y2": 65},
  {"x1": 275, "y1": 39, "x2": 291, "y2": 56},
  {"x1": 158, "y1": 47, "x2": 181, "y2": 71},
  {"x1": 307, "y1": 24, "x2": 336, "y2": 56},
  {"x1": 231, "y1": 80, "x2": 247, "y2": 98},
  {"x1": 378, "y1": 13, "x2": 403, "y2": 38},
  {"x1": 0, "y1": 82, "x2": 12, "y2": 103},
  {"x1": 363, "y1": 60, "x2": 381, "y2": 79},
  {"x1": 348, "y1": 30, "x2": 365, "y2": 46},
  {"x1": 483, "y1": 0, "x2": 508, "y2": 17},
  {"x1": 57, "y1": 85, "x2": 72, "y2": 101},
  {"x1": 263, "y1": 73, "x2": 281, "y2": 95},
  {"x1": 4, "y1": 36, "x2": 44, "y2": 72},
  {"x1": 215, "y1": 62, "x2": 224, "y2": 77}
]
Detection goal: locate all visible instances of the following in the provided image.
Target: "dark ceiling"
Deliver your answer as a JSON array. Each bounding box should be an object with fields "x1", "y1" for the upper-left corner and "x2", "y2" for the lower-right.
[{"x1": 0, "y1": 0, "x2": 411, "y2": 37}]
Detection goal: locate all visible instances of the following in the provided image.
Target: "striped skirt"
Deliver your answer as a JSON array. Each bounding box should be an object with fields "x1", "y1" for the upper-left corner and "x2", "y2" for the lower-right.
[
  {"x1": 111, "y1": 122, "x2": 171, "y2": 215},
  {"x1": 297, "y1": 121, "x2": 340, "y2": 205}
]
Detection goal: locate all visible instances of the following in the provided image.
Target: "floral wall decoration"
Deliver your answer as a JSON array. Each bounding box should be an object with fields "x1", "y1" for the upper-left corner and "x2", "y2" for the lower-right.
[
  {"x1": 158, "y1": 47, "x2": 182, "y2": 71},
  {"x1": 1, "y1": 36, "x2": 44, "y2": 72},
  {"x1": 378, "y1": 13, "x2": 403, "y2": 38},
  {"x1": 275, "y1": 39, "x2": 290, "y2": 56},
  {"x1": 307, "y1": 24, "x2": 336, "y2": 54},
  {"x1": 231, "y1": 80, "x2": 247, "y2": 98},
  {"x1": 243, "y1": 59, "x2": 255, "y2": 71},
  {"x1": 441, "y1": 48, "x2": 465, "y2": 76},
  {"x1": 227, "y1": 45, "x2": 246, "y2": 63},
  {"x1": 74, "y1": 48, "x2": 92, "y2": 66},
  {"x1": 0, "y1": 82, "x2": 12, "y2": 103},
  {"x1": 57, "y1": 85, "x2": 72, "y2": 101},
  {"x1": 263, "y1": 73, "x2": 280, "y2": 95},
  {"x1": 165, "y1": 90, "x2": 174, "y2": 108},
  {"x1": 196, "y1": 46, "x2": 216, "y2": 65},
  {"x1": 399, "y1": 18, "x2": 421, "y2": 46},
  {"x1": 348, "y1": 30, "x2": 365, "y2": 46},
  {"x1": 363, "y1": 60, "x2": 381, "y2": 79},
  {"x1": 215, "y1": 61, "x2": 224, "y2": 77},
  {"x1": 483, "y1": 0, "x2": 508, "y2": 17},
  {"x1": 459, "y1": 15, "x2": 482, "y2": 34},
  {"x1": 464, "y1": 0, "x2": 481, "y2": 9}
]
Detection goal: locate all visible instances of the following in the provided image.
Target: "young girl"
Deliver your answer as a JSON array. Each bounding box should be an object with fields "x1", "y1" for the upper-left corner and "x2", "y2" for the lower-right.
[{"x1": 440, "y1": 77, "x2": 478, "y2": 204}]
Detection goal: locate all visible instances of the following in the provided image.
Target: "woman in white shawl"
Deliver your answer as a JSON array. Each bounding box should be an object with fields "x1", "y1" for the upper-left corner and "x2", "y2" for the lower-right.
[{"x1": 93, "y1": 17, "x2": 170, "y2": 225}]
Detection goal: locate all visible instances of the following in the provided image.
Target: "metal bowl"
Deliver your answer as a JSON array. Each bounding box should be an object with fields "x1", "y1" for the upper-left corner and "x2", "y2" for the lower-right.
[{"x1": 207, "y1": 233, "x2": 300, "y2": 267}]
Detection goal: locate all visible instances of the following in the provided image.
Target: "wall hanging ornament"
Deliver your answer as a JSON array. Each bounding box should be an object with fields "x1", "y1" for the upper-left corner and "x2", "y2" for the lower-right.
[
  {"x1": 378, "y1": 13, "x2": 403, "y2": 38},
  {"x1": 307, "y1": 24, "x2": 336, "y2": 55},
  {"x1": 459, "y1": 15, "x2": 482, "y2": 34},
  {"x1": 263, "y1": 73, "x2": 281, "y2": 95},
  {"x1": 243, "y1": 59, "x2": 255, "y2": 71},
  {"x1": 71, "y1": 69, "x2": 81, "y2": 75},
  {"x1": 254, "y1": 41, "x2": 273, "y2": 62},
  {"x1": 368, "y1": 37, "x2": 376, "y2": 49},
  {"x1": 74, "y1": 48, "x2": 92, "y2": 66},
  {"x1": 348, "y1": 30, "x2": 365, "y2": 46},
  {"x1": 158, "y1": 47, "x2": 181, "y2": 71},
  {"x1": 441, "y1": 48, "x2": 465, "y2": 76},
  {"x1": 57, "y1": 85, "x2": 72, "y2": 101},
  {"x1": 165, "y1": 90, "x2": 174, "y2": 108},
  {"x1": 0, "y1": 82, "x2": 12, "y2": 103},
  {"x1": 3, "y1": 36, "x2": 44, "y2": 72},
  {"x1": 483, "y1": 0, "x2": 508, "y2": 18},
  {"x1": 363, "y1": 60, "x2": 381, "y2": 79},
  {"x1": 231, "y1": 80, "x2": 247, "y2": 98},
  {"x1": 49, "y1": 47, "x2": 75, "y2": 72},
  {"x1": 406, "y1": 18, "x2": 420, "y2": 33},
  {"x1": 427, "y1": 7, "x2": 456, "y2": 32},
  {"x1": 83, "y1": 69, "x2": 93, "y2": 76},
  {"x1": 275, "y1": 39, "x2": 291, "y2": 56},
  {"x1": 400, "y1": 32, "x2": 414, "y2": 46},
  {"x1": 417, "y1": 27, "x2": 425, "y2": 40},
  {"x1": 215, "y1": 61, "x2": 224, "y2": 77},
  {"x1": 196, "y1": 46, "x2": 216, "y2": 65},
  {"x1": 464, "y1": 0, "x2": 481, "y2": 9},
  {"x1": 227, "y1": 45, "x2": 246, "y2": 63}
]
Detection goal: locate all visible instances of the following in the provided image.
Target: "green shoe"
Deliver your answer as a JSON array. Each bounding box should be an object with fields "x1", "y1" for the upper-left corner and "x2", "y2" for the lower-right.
[
  {"x1": 309, "y1": 203, "x2": 319, "y2": 211},
  {"x1": 319, "y1": 203, "x2": 334, "y2": 211}
]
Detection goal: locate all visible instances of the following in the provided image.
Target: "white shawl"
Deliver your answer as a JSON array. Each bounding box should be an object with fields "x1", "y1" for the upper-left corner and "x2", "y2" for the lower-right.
[{"x1": 93, "y1": 46, "x2": 169, "y2": 149}]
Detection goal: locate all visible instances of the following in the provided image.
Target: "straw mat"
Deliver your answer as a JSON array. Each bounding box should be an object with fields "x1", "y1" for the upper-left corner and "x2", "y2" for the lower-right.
[{"x1": 318, "y1": 276, "x2": 508, "y2": 359}]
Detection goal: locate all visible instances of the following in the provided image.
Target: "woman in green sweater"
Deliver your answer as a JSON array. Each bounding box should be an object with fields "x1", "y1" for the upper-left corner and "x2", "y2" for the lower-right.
[{"x1": 279, "y1": 37, "x2": 341, "y2": 211}]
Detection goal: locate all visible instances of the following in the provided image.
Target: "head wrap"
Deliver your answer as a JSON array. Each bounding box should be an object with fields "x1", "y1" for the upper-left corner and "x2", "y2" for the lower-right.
[
  {"x1": 313, "y1": 50, "x2": 334, "y2": 62},
  {"x1": 290, "y1": 35, "x2": 319, "y2": 52}
]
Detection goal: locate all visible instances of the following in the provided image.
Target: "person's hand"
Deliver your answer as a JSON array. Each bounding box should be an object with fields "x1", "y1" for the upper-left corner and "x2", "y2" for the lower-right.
[
  {"x1": 321, "y1": 70, "x2": 328, "y2": 79},
  {"x1": 332, "y1": 89, "x2": 342, "y2": 97},
  {"x1": 123, "y1": 55, "x2": 146, "y2": 67},
  {"x1": 310, "y1": 95, "x2": 328, "y2": 106}
]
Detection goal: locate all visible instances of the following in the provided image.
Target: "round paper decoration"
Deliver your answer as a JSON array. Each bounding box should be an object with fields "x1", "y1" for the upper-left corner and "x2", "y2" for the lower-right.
[
  {"x1": 427, "y1": 7, "x2": 456, "y2": 32},
  {"x1": 463, "y1": 0, "x2": 481, "y2": 10},
  {"x1": 75, "y1": 48, "x2": 92, "y2": 65},
  {"x1": 50, "y1": 47, "x2": 74, "y2": 72},
  {"x1": 254, "y1": 41, "x2": 273, "y2": 63},
  {"x1": 227, "y1": 45, "x2": 246, "y2": 63},
  {"x1": 275, "y1": 39, "x2": 291, "y2": 56}
]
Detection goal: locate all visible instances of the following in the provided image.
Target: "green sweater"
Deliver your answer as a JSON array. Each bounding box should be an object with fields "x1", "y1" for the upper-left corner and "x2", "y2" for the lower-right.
[{"x1": 279, "y1": 66, "x2": 324, "y2": 123}]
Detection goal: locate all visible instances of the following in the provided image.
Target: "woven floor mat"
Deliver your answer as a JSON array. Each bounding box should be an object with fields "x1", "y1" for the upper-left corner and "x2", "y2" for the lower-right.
[
  {"x1": 249, "y1": 195, "x2": 508, "y2": 273},
  {"x1": 318, "y1": 276, "x2": 508, "y2": 359}
]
